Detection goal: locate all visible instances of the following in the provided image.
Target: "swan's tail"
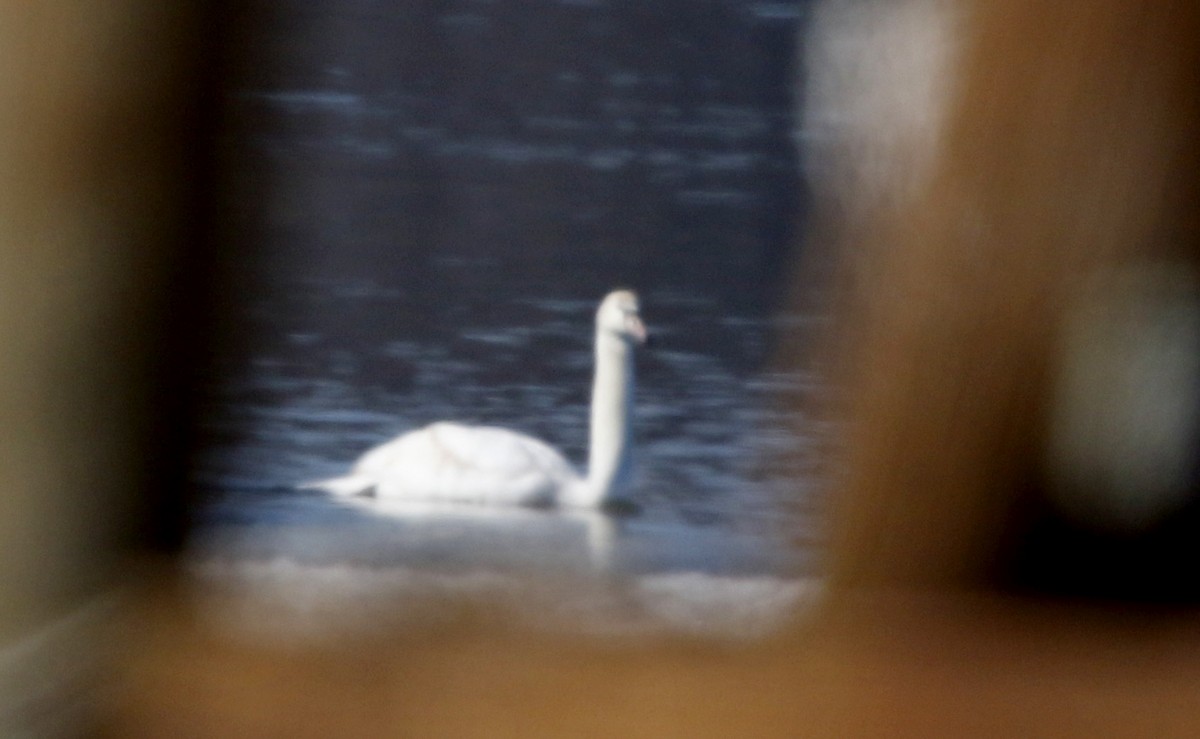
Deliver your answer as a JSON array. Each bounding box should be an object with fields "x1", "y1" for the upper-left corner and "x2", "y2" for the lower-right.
[{"x1": 297, "y1": 473, "x2": 375, "y2": 497}]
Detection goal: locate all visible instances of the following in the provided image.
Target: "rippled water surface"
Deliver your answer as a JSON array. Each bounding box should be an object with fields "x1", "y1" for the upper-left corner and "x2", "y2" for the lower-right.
[
  {"x1": 196, "y1": 275, "x2": 821, "y2": 566},
  {"x1": 190, "y1": 0, "x2": 820, "y2": 637}
]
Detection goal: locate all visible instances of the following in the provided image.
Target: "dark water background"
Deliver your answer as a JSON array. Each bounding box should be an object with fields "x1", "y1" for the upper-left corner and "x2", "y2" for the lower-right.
[{"x1": 191, "y1": 0, "x2": 822, "y2": 615}]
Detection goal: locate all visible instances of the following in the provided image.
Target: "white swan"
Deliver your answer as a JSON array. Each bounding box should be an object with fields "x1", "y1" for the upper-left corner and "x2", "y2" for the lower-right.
[{"x1": 302, "y1": 289, "x2": 647, "y2": 509}]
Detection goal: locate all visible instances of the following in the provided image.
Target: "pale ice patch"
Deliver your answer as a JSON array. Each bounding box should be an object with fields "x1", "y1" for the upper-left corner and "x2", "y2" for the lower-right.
[
  {"x1": 634, "y1": 572, "x2": 819, "y2": 639},
  {"x1": 188, "y1": 558, "x2": 819, "y2": 645}
]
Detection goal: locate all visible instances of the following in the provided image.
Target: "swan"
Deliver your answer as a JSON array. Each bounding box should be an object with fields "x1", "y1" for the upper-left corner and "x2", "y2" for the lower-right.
[{"x1": 302, "y1": 289, "x2": 647, "y2": 509}]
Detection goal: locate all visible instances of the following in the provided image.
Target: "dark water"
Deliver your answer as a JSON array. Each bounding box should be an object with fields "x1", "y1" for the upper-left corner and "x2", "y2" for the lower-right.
[{"x1": 190, "y1": 0, "x2": 821, "y2": 636}]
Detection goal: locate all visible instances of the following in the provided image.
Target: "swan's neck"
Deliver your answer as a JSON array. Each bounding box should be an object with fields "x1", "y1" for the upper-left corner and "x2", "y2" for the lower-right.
[{"x1": 571, "y1": 332, "x2": 635, "y2": 507}]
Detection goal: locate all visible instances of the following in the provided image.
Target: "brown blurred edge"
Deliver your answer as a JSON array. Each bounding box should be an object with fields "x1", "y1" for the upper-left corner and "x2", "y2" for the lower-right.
[{"x1": 5, "y1": 0, "x2": 1200, "y2": 735}]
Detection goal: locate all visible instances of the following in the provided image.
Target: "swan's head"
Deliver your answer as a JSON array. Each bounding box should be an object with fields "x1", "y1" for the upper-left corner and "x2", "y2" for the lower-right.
[{"x1": 597, "y1": 289, "x2": 647, "y2": 345}]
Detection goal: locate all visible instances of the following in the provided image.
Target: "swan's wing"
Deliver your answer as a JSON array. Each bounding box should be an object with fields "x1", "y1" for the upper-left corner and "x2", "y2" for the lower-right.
[
  {"x1": 358, "y1": 422, "x2": 578, "y2": 505},
  {"x1": 440, "y1": 423, "x2": 576, "y2": 475}
]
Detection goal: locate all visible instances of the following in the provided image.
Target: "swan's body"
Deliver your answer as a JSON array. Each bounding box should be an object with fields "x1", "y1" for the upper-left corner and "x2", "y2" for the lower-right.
[
  {"x1": 302, "y1": 290, "x2": 647, "y2": 509},
  {"x1": 316, "y1": 421, "x2": 581, "y2": 506}
]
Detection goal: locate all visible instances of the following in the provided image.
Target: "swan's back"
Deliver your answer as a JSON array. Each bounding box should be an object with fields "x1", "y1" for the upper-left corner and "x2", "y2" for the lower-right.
[{"x1": 349, "y1": 422, "x2": 580, "y2": 506}]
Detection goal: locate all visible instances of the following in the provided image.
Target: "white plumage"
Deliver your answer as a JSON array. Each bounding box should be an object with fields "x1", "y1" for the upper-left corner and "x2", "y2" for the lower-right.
[{"x1": 302, "y1": 289, "x2": 647, "y2": 509}]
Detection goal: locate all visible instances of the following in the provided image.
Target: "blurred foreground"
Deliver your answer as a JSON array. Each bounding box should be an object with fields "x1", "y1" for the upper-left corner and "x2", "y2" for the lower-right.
[{"x1": 5, "y1": 0, "x2": 1200, "y2": 735}]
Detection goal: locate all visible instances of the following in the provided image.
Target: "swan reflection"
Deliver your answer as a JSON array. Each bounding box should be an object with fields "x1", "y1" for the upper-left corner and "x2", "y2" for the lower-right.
[{"x1": 341, "y1": 496, "x2": 626, "y2": 573}]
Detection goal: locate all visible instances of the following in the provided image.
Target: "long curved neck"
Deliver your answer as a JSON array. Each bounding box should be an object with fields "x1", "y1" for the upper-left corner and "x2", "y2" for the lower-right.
[{"x1": 575, "y1": 331, "x2": 635, "y2": 507}]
